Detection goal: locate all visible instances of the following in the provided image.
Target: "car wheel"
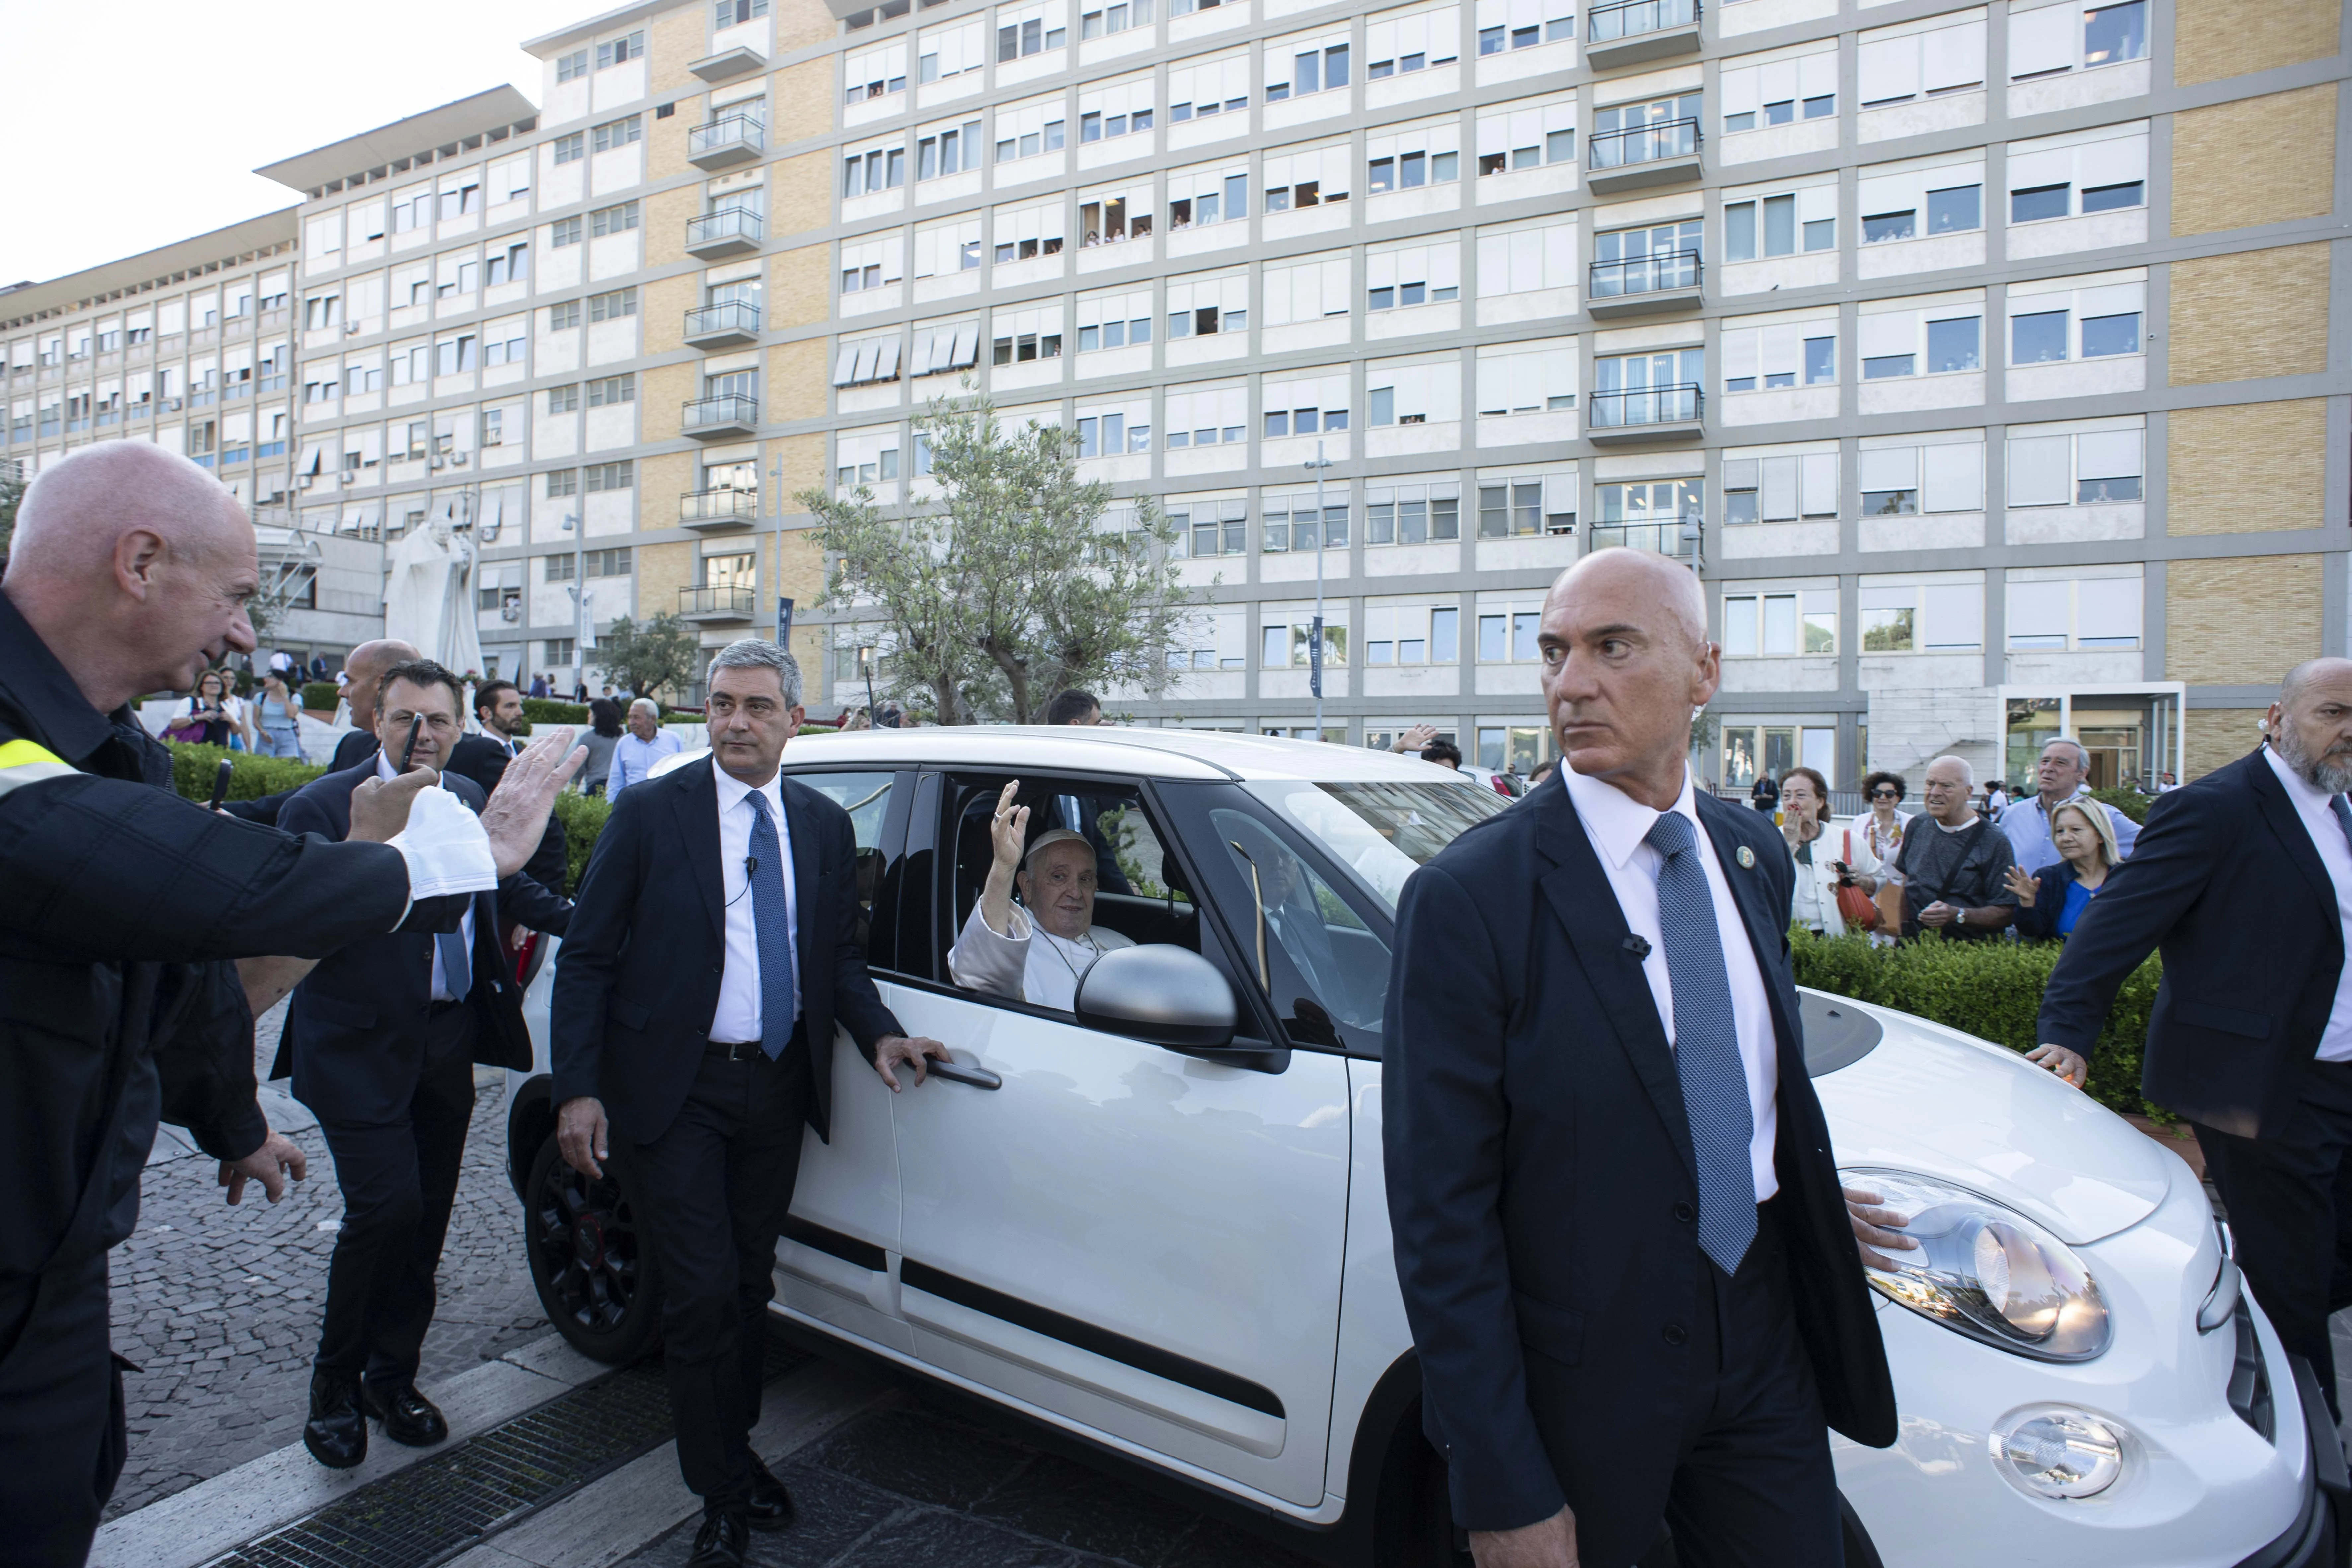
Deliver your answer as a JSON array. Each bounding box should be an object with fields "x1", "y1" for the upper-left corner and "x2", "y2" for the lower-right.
[
  {"x1": 523, "y1": 1133, "x2": 663, "y2": 1364},
  {"x1": 1372, "y1": 1404, "x2": 1469, "y2": 1568}
]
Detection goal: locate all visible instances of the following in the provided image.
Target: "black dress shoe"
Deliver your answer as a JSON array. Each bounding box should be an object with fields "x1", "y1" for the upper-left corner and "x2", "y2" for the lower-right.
[
  {"x1": 362, "y1": 1380, "x2": 450, "y2": 1447},
  {"x1": 688, "y1": 1507, "x2": 749, "y2": 1567},
  {"x1": 303, "y1": 1369, "x2": 367, "y2": 1470},
  {"x1": 746, "y1": 1457, "x2": 796, "y2": 1530}
]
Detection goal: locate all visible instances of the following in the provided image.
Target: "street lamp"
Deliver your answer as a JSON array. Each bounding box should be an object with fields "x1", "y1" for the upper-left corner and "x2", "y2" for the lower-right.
[
  {"x1": 1303, "y1": 443, "x2": 1333, "y2": 742},
  {"x1": 558, "y1": 512, "x2": 595, "y2": 687}
]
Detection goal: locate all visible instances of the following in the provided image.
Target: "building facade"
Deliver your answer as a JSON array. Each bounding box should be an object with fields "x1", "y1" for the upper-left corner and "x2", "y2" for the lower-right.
[{"x1": 4, "y1": 0, "x2": 2345, "y2": 785}]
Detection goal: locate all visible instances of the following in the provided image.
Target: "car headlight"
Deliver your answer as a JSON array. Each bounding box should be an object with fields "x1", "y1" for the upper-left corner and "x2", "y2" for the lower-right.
[
  {"x1": 1841, "y1": 1169, "x2": 2111, "y2": 1362},
  {"x1": 1991, "y1": 1408, "x2": 2128, "y2": 1499}
]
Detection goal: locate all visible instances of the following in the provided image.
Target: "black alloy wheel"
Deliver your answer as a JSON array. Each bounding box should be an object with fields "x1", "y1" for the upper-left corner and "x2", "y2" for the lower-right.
[{"x1": 524, "y1": 1133, "x2": 664, "y2": 1363}]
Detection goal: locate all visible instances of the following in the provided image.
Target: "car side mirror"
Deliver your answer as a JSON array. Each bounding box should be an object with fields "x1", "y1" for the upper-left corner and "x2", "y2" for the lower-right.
[{"x1": 1074, "y1": 945, "x2": 1238, "y2": 1050}]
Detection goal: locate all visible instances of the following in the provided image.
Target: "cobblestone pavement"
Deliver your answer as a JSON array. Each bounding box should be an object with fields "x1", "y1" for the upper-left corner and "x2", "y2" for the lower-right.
[
  {"x1": 104, "y1": 1001, "x2": 547, "y2": 1519},
  {"x1": 619, "y1": 1396, "x2": 1323, "y2": 1568}
]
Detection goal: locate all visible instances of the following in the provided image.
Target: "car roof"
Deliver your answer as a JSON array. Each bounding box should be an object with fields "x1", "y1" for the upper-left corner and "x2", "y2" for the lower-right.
[{"x1": 750, "y1": 726, "x2": 1483, "y2": 784}]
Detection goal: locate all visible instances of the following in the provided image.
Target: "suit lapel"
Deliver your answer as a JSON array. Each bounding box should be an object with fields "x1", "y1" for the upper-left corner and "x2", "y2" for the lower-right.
[
  {"x1": 672, "y1": 757, "x2": 726, "y2": 947},
  {"x1": 2249, "y1": 748, "x2": 2343, "y2": 933},
  {"x1": 783, "y1": 779, "x2": 822, "y2": 999},
  {"x1": 1529, "y1": 784, "x2": 1696, "y2": 1180}
]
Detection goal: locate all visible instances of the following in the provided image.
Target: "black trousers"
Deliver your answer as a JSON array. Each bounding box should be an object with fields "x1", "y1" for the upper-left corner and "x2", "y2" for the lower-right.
[
  {"x1": 629, "y1": 1033, "x2": 811, "y2": 1509},
  {"x1": 2196, "y1": 1058, "x2": 2352, "y2": 1422},
  {"x1": 314, "y1": 1007, "x2": 477, "y2": 1388},
  {"x1": 1659, "y1": 1203, "x2": 1844, "y2": 1568},
  {"x1": 0, "y1": 1250, "x2": 123, "y2": 1568}
]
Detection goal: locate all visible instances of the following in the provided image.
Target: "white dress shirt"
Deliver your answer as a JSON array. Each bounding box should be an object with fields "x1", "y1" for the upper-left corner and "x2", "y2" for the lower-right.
[
  {"x1": 1561, "y1": 764, "x2": 1782, "y2": 1201},
  {"x1": 948, "y1": 901, "x2": 1135, "y2": 1010},
  {"x1": 2261, "y1": 744, "x2": 2352, "y2": 1061},
  {"x1": 708, "y1": 763, "x2": 801, "y2": 1044},
  {"x1": 378, "y1": 751, "x2": 476, "y2": 1002}
]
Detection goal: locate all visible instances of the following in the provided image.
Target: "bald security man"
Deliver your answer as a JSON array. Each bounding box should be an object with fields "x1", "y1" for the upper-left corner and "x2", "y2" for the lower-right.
[
  {"x1": 1385, "y1": 549, "x2": 1900, "y2": 1568},
  {"x1": 0, "y1": 442, "x2": 583, "y2": 1568}
]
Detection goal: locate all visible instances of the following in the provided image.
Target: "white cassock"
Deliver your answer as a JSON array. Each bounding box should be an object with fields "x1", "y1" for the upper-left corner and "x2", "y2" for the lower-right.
[{"x1": 947, "y1": 901, "x2": 1135, "y2": 1010}]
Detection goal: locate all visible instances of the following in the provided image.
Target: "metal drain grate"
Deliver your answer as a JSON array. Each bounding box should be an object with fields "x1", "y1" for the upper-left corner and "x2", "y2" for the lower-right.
[{"x1": 204, "y1": 1339, "x2": 804, "y2": 1568}]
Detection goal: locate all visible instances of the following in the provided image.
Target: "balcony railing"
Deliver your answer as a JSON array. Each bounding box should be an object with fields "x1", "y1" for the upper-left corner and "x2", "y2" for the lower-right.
[
  {"x1": 680, "y1": 487, "x2": 759, "y2": 525},
  {"x1": 1589, "y1": 250, "x2": 1701, "y2": 298},
  {"x1": 1588, "y1": 116, "x2": 1700, "y2": 170},
  {"x1": 683, "y1": 299, "x2": 763, "y2": 347},
  {"x1": 688, "y1": 113, "x2": 767, "y2": 169},
  {"x1": 680, "y1": 585, "x2": 757, "y2": 620},
  {"x1": 1589, "y1": 0, "x2": 1697, "y2": 41},
  {"x1": 1588, "y1": 384, "x2": 1702, "y2": 429},
  {"x1": 685, "y1": 205, "x2": 764, "y2": 257},
  {"x1": 1586, "y1": 516, "x2": 1700, "y2": 558},
  {"x1": 683, "y1": 392, "x2": 760, "y2": 436}
]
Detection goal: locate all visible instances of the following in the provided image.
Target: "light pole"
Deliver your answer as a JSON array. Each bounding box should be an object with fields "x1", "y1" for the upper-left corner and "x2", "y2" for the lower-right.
[
  {"x1": 1303, "y1": 443, "x2": 1332, "y2": 742},
  {"x1": 558, "y1": 511, "x2": 593, "y2": 690}
]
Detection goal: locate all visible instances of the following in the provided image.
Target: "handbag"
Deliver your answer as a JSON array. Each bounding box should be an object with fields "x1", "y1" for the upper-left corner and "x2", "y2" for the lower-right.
[{"x1": 1836, "y1": 829, "x2": 1880, "y2": 931}]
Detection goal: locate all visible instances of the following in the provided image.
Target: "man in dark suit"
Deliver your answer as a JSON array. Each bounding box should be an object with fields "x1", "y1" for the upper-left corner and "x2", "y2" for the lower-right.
[
  {"x1": 214, "y1": 638, "x2": 417, "y2": 829},
  {"x1": 552, "y1": 638, "x2": 950, "y2": 1568},
  {"x1": 276, "y1": 659, "x2": 574, "y2": 1470},
  {"x1": 446, "y1": 678, "x2": 568, "y2": 894},
  {"x1": 1386, "y1": 550, "x2": 1899, "y2": 1568},
  {"x1": 2036, "y1": 657, "x2": 2352, "y2": 1418}
]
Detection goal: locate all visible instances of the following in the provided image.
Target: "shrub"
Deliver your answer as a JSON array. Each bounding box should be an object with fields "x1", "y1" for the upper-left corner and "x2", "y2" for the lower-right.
[
  {"x1": 1791, "y1": 929, "x2": 2164, "y2": 1121},
  {"x1": 523, "y1": 698, "x2": 591, "y2": 725},
  {"x1": 2089, "y1": 786, "x2": 2151, "y2": 825},
  {"x1": 164, "y1": 741, "x2": 325, "y2": 804},
  {"x1": 301, "y1": 681, "x2": 340, "y2": 712},
  {"x1": 551, "y1": 791, "x2": 614, "y2": 895}
]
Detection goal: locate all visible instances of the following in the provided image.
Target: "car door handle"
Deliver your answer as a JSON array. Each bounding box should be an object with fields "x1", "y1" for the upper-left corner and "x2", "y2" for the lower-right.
[{"x1": 930, "y1": 1060, "x2": 1002, "y2": 1090}]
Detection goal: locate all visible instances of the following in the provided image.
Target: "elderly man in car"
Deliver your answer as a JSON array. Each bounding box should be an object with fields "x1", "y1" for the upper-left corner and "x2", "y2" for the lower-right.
[{"x1": 949, "y1": 780, "x2": 1134, "y2": 1009}]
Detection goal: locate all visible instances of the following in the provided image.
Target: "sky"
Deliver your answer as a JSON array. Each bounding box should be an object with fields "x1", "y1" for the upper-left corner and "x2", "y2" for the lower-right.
[{"x1": 0, "y1": 0, "x2": 591, "y2": 287}]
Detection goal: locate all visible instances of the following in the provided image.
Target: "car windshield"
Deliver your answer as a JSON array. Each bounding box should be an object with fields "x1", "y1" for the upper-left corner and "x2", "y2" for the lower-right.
[{"x1": 1245, "y1": 780, "x2": 1512, "y2": 915}]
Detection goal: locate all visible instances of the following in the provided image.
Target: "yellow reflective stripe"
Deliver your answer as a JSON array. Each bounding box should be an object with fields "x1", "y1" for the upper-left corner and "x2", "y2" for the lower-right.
[
  {"x1": 0, "y1": 738, "x2": 79, "y2": 799},
  {"x1": 0, "y1": 739, "x2": 66, "y2": 770}
]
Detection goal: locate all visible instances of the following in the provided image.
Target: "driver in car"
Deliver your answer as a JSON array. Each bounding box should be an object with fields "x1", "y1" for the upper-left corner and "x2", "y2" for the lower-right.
[{"x1": 949, "y1": 780, "x2": 1135, "y2": 1009}]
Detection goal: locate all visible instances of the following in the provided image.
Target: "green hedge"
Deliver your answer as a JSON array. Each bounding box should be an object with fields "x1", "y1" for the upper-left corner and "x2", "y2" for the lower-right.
[
  {"x1": 164, "y1": 742, "x2": 326, "y2": 804},
  {"x1": 301, "y1": 681, "x2": 340, "y2": 711},
  {"x1": 523, "y1": 697, "x2": 591, "y2": 725},
  {"x1": 551, "y1": 791, "x2": 614, "y2": 895},
  {"x1": 1791, "y1": 929, "x2": 2162, "y2": 1120},
  {"x1": 2089, "y1": 786, "x2": 2152, "y2": 825}
]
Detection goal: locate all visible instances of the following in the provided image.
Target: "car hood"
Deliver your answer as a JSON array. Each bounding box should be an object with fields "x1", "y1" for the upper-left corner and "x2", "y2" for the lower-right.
[{"x1": 1808, "y1": 991, "x2": 2175, "y2": 1246}]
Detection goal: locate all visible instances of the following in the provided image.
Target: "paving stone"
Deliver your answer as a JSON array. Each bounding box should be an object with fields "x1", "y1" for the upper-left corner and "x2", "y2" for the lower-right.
[
  {"x1": 799, "y1": 1405, "x2": 1032, "y2": 1513},
  {"x1": 968, "y1": 1453, "x2": 1206, "y2": 1564},
  {"x1": 835, "y1": 1509, "x2": 1080, "y2": 1568}
]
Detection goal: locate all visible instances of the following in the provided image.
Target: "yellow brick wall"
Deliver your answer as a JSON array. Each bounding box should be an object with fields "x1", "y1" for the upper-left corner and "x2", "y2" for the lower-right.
[
  {"x1": 640, "y1": 362, "x2": 699, "y2": 442},
  {"x1": 771, "y1": 60, "x2": 835, "y2": 144},
  {"x1": 2168, "y1": 242, "x2": 2332, "y2": 384},
  {"x1": 649, "y1": 3, "x2": 710, "y2": 99},
  {"x1": 2168, "y1": 400, "x2": 2329, "y2": 532},
  {"x1": 770, "y1": 245, "x2": 833, "y2": 328},
  {"x1": 767, "y1": 155, "x2": 833, "y2": 244},
  {"x1": 637, "y1": 539, "x2": 698, "y2": 630},
  {"x1": 2172, "y1": 85, "x2": 2338, "y2": 236},
  {"x1": 638, "y1": 450, "x2": 697, "y2": 532},
  {"x1": 765, "y1": 338, "x2": 830, "y2": 420},
  {"x1": 641, "y1": 272, "x2": 697, "y2": 356},
  {"x1": 2184, "y1": 709, "x2": 2269, "y2": 779},
  {"x1": 645, "y1": 184, "x2": 702, "y2": 268},
  {"x1": 2167, "y1": 554, "x2": 2324, "y2": 684},
  {"x1": 647, "y1": 102, "x2": 699, "y2": 183},
  {"x1": 774, "y1": 0, "x2": 836, "y2": 53},
  {"x1": 774, "y1": 530, "x2": 831, "y2": 696},
  {"x1": 2175, "y1": 0, "x2": 2341, "y2": 86},
  {"x1": 770, "y1": 433, "x2": 829, "y2": 505}
]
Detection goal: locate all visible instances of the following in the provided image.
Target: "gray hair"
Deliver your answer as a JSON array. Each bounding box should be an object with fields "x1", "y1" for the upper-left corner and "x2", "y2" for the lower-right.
[
  {"x1": 1926, "y1": 753, "x2": 1975, "y2": 787},
  {"x1": 2041, "y1": 735, "x2": 2091, "y2": 771},
  {"x1": 627, "y1": 696, "x2": 660, "y2": 719},
  {"x1": 708, "y1": 638, "x2": 804, "y2": 706}
]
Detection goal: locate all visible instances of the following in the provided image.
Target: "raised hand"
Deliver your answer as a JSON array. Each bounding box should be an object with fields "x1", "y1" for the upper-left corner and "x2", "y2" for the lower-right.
[
  {"x1": 480, "y1": 729, "x2": 589, "y2": 878},
  {"x1": 2004, "y1": 865, "x2": 2038, "y2": 907},
  {"x1": 348, "y1": 766, "x2": 439, "y2": 843}
]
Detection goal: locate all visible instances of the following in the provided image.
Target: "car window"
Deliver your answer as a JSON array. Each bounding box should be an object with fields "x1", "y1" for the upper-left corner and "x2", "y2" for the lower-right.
[
  {"x1": 1211, "y1": 808, "x2": 1390, "y2": 1052},
  {"x1": 1245, "y1": 780, "x2": 1510, "y2": 915},
  {"x1": 791, "y1": 769, "x2": 903, "y2": 964}
]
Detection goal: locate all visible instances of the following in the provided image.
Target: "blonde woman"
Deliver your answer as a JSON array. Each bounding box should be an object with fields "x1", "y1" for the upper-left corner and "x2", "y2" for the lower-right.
[
  {"x1": 2005, "y1": 798, "x2": 2120, "y2": 940},
  {"x1": 1779, "y1": 766, "x2": 1845, "y2": 937}
]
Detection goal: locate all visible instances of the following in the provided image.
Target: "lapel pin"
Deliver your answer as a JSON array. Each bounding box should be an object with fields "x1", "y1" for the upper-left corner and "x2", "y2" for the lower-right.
[{"x1": 1735, "y1": 846, "x2": 1756, "y2": 869}]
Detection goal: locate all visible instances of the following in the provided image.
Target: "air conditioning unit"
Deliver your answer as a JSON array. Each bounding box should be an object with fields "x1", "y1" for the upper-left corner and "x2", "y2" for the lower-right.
[
  {"x1": 339, "y1": 472, "x2": 355, "y2": 486},
  {"x1": 451, "y1": 453, "x2": 469, "y2": 466},
  {"x1": 343, "y1": 324, "x2": 361, "y2": 336}
]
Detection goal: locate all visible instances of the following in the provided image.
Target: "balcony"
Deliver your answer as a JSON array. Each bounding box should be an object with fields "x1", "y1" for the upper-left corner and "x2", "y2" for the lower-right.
[
  {"x1": 1586, "y1": 384, "x2": 1704, "y2": 445},
  {"x1": 690, "y1": 44, "x2": 767, "y2": 82},
  {"x1": 1587, "y1": 251, "x2": 1702, "y2": 320},
  {"x1": 1586, "y1": 516, "x2": 1700, "y2": 559},
  {"x1": 685, "y1": 206, "x2": 764, "y2": 260},
  {"x1": 1586, "y1": 117, "x2": 1703, "y2": 196},
  {"x1": 683, "y1": 392, "x2": 760, "y2": 438},
  {"x1": 680, "y1": 585, "x2": 757, "y2": 623},
  {"x1": 1585, "y1": 0, "x2": 1700, "y2": 68},
  {"x1": 680, "y1": 487, "x2": 759, "y2": 529},
  {"x1": 683, "y1": 299, "x2": 763, "y2": 349},
  {"x1": 688, "y1": 114, "x2": 767, "y2": 171}
]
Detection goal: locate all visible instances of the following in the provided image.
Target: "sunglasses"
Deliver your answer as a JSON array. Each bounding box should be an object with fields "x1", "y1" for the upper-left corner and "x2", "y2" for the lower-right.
[{"x1": 1870, "y1": 789, "x2": 1899, "y2": 799}]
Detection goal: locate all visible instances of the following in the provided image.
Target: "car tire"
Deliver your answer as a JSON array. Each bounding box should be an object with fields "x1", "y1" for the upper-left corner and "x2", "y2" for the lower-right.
[
  {"x1": 523, "y1": 1133, "x2": 663, "y2": 1364},
  {"x1": 1372, "y1": 1406, "x2": 1469, "y2": 1568}
]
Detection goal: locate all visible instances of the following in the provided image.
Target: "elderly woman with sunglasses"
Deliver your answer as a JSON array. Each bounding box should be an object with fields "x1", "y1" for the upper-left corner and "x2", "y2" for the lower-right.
[{"x1": 1836, "y1": 771, "x2": 1913, "y2": 945}]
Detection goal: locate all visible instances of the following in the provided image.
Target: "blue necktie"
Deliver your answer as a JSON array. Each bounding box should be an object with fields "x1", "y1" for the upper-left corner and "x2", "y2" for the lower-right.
[
  {"x1": 2330, "y1": 794, "x2": 2352, "y2": 859},
  {"x1": 436, "y1": 926, "x2": 470, "y2": 1002},
  {"x1": 1644, "y1": 811, "x2": 1758, "y2": 1276},
  {"x1": 745, "y1": 791, "x2": 798, "y2": 1059}
]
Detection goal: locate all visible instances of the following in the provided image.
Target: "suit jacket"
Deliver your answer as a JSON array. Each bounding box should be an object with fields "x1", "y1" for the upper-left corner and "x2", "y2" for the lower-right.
[
  {"x1": 2039, "y1": 746, "x2": 2345, "y2": 1139},
  {"x1": 2012, "y1": 861, "x2": 2091, "y2": 942},
  {"x1": 330, "y1": 729, "x2": 381, "y2": 773},
  {"x1": 550, "y1": 754, "x2": 906, "y2": 1145},
  {"x1": 1383, "y1": 778, "x2": 1895, "y2": 1557},
  {"x1": 221, "y1": 730, "x2": 381, "y2": 827},
  {"x1": 272, "y1": 761, "x2": 572, "y2": 1124},
  {"x1": 445, "y1": 732, "x2": 570, "y2": 892}
]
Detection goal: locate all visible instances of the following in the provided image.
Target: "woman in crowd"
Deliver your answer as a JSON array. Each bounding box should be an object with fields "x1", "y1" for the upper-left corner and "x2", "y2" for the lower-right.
[
  {"x1": 576, "y1": 698, "x2": 623, "y2": 796},
  {"x1": 167, "y1": 669, "x2": 235, "y2": 746},
  {"x1": 250, "y1": 668, "x2": 304, "y2": 758},
  {"x1": 2005, "y1": 797, "x2": 2120, "y2": 940},
  {"x1": 1779, "y1": 766, "x2": 1845, "y2": 937},
  {"x1": 1839, "y1": 771, "x2": 1911, "y2": 945}
]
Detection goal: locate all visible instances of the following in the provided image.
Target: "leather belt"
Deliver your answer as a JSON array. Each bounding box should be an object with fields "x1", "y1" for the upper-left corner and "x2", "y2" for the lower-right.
[{"x1": 705, "y1": 1038, "x2": 770, "y2": 1062}]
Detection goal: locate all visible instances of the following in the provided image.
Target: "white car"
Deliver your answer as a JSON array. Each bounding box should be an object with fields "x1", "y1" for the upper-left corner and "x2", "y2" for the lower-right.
[{"x1": 503, "y1": 730, "x2": 2337, "y2": 1567}]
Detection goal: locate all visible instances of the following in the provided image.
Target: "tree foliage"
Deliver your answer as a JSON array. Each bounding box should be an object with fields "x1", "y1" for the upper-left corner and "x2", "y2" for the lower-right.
[
  {"x1": 800, "y1": 387, "x2": 1197, "y2": 724},
  {"x1": 593, "y1": 611, "x2": 700, "y2": 698},
  {"x1": 0, "y1": 466, "x2": 22, "y2": 570}
]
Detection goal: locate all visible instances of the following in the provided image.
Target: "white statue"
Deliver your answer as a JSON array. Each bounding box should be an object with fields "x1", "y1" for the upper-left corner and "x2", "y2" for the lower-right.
[{"x1": 381, "y1": 507, "x2": 485, "y2": 677}]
